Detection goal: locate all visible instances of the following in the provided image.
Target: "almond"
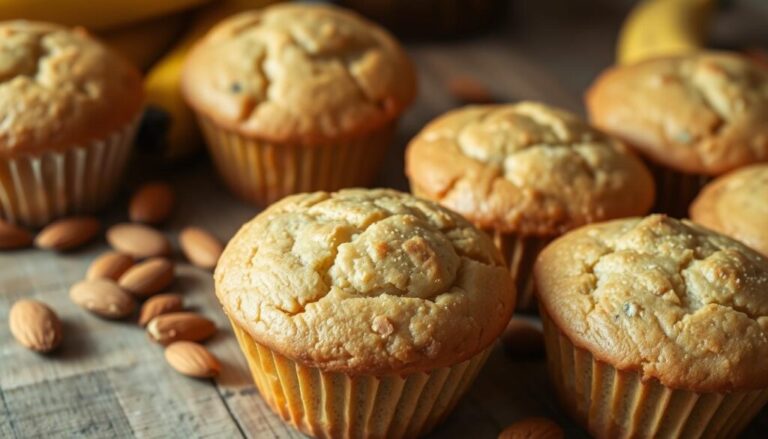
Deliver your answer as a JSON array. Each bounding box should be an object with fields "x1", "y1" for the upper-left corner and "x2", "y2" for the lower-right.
[
  {"x1": 129, "y1": 182, "x2": 175, "y2": 225},
  {"x1": 147, "y1": 312, "x2": 216, "y2": 345},
  {"x1": 0, "y1": 220, "x2": 33, "y2": 250},
  {"x1": 164, "y1": 341, "x2": 221, "y2": 378},
  {"x1": 69, "y1": 279, "x2": 136, "y2": 319},
  {"x1": 118, "y1": 257, "x2": 175, "y2": 298},
  {"x1": 86, "y1": 251, "x2": 134, "y2": 281},
  {"x1": 106, "y1": 223, "x2": 170, "y2": 259},
  {"x1": 138, "y1": 293, "x2": 183, "y2": 327},
  {"x1": 446, "y1": 75, "x2": 494, "y2": 104},
  {"x1": 8, "y1": 299, "x2": 62, "y2": 352},
  {"x1": 501, "y1": 318, "x2": 544, "y2": 359},
  {"x1": 498, "y1": 417, "x2": 564, "y2": 439},
  {"x1": 179, "y1": 226, "x2": 223, "y2": 270},
  {"x1": 35, "y1": 216, "x2": 100, "y2": 251}
]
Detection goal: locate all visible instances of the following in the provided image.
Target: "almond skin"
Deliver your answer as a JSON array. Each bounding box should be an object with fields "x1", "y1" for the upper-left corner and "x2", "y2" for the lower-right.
[
  {"x1": 35, "y1": 216, "x2": 101, "y2": 251},
  {"x1": 498, "y1": 417, "x2": 564, "y2": 439},
  {"x1": 129, "y1": 182, "x2": 175, "y2": 225},
  {"x1": 179, "y1": 226, "x2": 223, "y2": 270},
  {"x1": 164, "y1": 341, "x2": 221, "y2": 378},
  {"x1": 118, "y1": 257, "x2": 175, "y2": 298},
  {"x1": 86, "y1": 251, "x2": 134, "y2": 281},
  {"x1": 106, "y1": 223, "x2": 170, "y2": 259},
  {"x1": 69, "y1": 279, "x2": 136, "y2": 319},
  {"x1": 147, "y1": 312, "x2": 216, "y2": 345},
  {"x1": 0, "y1": 220, "x2": 33, "y2": 250},
  {"x1": 9, "y1": 299, "x2": 62, "y2": 352},
  {"x1": 138, "y1": 293, "x2": 183, "y2": 327}
]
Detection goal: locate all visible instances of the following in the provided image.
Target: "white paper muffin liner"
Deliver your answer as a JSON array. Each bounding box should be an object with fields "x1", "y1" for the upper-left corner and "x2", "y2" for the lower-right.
[
  {"x1": 0, "y1": 118, "x2": 139, "y2": 227},
  {"x1": 231, "y1": 320, "x2": 492, "y2": 439},
  {"x1": 198, "y1": 116, "x2": 396, "y2": 206},
  {"x1": 540, "y1": 308, "x2": 768, "y2": 439}
]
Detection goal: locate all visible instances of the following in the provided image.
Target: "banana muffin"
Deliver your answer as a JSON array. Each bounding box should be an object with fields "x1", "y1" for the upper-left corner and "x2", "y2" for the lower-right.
[
  {"x1": 182, "y1": 4, "x2": 417, "y2": 205},
  {"x1": 215, "y1": 189, "x2": 515, "y2": 438},
  {"x1": 586, "y1": 51, "x2": 768, "y2": 217},
  {"x1": 690, "y1": 164, "x2": 768, "y2": 257},
  {"x1": 405, "y1": 102, "x2": 654, "y2": 310},
  {"x1": 535, "y1": 215, "x2": 768, "y2": 438},
  {"x1": 0, "y1": 20, "x2": 143, "y2": 226}
]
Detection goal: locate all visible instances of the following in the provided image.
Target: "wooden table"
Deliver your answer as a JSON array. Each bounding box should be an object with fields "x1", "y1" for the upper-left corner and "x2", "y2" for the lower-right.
[{"x1": 2, "y1": 2, "x2": 768, "y2": 437}]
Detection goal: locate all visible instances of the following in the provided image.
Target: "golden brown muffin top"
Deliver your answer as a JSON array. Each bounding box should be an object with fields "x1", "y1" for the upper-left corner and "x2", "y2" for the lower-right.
[
  {"x1": 0, "y1": 21, "x2": 143, "y2": 158},
  {"x1": 181, "y1": 4, "x2": 416, "y2": 143},
  {"x1": 691, "y1": 164, "x2": 768, "y2": 258},
  {"x1": 586, "y1": 52, "x2": 768, "y2": 176},
  {"x1": 535, "y1": 215, "x2": 768, "y2": 392},
  {"x1": 214, "y1": 189, "x2": 515, "y2": 375},
  {"x1": 405, "y1": 102, "x2": 655, "y2": 236}
]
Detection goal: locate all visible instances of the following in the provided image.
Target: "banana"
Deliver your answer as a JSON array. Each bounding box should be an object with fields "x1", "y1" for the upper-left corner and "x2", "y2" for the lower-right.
[
  {"x1": 617, "y1": 0, "x2": 715, "y2": 65},
  {"x1": 100, "y1": 13, "x2": 188, "y2": 71},
  {"x1": 141, "y1": 0, "x2": 282, "y2": 160},
  {"x1": 0, "y1": 0, "x2": 210, "y2": 31}
]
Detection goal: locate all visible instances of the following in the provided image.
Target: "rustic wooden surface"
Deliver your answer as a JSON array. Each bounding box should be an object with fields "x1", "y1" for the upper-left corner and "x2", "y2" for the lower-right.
[{"x1": 2, "y1": 1, "x2": 768, "y2": 438}]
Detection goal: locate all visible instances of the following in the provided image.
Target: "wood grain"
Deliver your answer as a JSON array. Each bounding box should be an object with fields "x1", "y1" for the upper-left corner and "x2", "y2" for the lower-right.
[{"x1": 2, "y1": 2, "x2": 768, "y2": 437}]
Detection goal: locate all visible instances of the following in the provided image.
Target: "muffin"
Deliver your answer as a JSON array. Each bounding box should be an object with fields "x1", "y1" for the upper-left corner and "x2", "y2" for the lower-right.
[
  {"x1": 586, "y1": 51, "x2": 768, "y2": 217},
  {"x1": 405, "y1": 102, "x2": 655, "y2": 310},
  {"x1": 0, "y1": 21, "x2": 143, "y2": 227},
  {"x1": 214, "y1": 189, "x2": 514, "y2": 438},
  {"x1": 339, "y1": 0, "x2": 504, "y2": 38},
  {"x1": 182, "y1": 4, "x2": 417, "y2": 205},
  {"x1": 690, "y1": 164, "x2": 768, "y2": 257},
  {"x1": 535, "y1": 215, "x2": 768, "y2": 438}
]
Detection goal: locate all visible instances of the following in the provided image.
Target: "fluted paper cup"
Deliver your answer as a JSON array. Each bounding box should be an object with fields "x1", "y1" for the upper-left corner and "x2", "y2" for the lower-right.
[
  {"x1": 231, "y1": 320, "x2": 491, "y2": 439},
  {"x1": 646, "y1": 161, "x2": 711, "y2": 218},
  {"x1": 540, "y1": 308, "x2": 768, "y2": 439},
  {"x1": 0, "y1": 117, "x2": 139, "y2": 227},
  {"x1": 491, "y1": 231, "x2": 552, "y2": 312},
  {"x1": 198, "y1": 117, "x2": 396, "y2": 206}
]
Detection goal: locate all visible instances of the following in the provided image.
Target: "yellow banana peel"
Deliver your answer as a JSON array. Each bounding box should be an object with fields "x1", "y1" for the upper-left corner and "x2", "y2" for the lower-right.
[
  {"x1": 617, "y1": 0, "x2": 715, "y2": 65},
  {"x1": 0, "y1": 0, "x2": 211, "y2": 31},
  {"x1": 100, "y1": 13, "x2": 188, "y2": 72},
  {"x1": 142, "y1": 0, "x2": 282, "y2": 160}
]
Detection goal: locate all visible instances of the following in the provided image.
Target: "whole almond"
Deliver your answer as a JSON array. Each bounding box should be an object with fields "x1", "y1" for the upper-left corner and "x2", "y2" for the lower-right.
[
  {"x1": 147, "y1": 312, "x2": 216, "y2": 345},
  {"x1": 106, "y1": 223, "x2": 170, "y2": 259},
  {"x1": 138, "y1": 293, "x2": 183, "y2": 327},
  {"x1": 118, "y1": 257, "x2": 175, "y2": 298},
  {"x1": 179, "y1": 227, "x2": 223, "y2": 270},
  {"x1": 35, "y1": 216, "x2": 100, "y2": 251},
  {"x1": 129, "y1": 182, "x2": 175, "y2": 225},
  {"x1": 447, "y1": 75, "x2": 494, "y2": 104},
  {"x1": 86, "y1": 251, "x2": 134, "y2": 281},
  {"x1": 0, "y1": 220, "x2": 33, "y2": 250},
  {"x1": 498, "y1": 417, "x2": 564, "y2": 439},
  {"x1": 8, "y1": 299, "x2": 62, "y2": 352},
  {"x1": 69, "y1": 279, "x2": 136, "y2": 319},
  {"x1": 502, "y1": 318, "x2": 544, "y2": 359},
  {"x1": 164, "y1": 341, "x2": 221, "y2": 378}
]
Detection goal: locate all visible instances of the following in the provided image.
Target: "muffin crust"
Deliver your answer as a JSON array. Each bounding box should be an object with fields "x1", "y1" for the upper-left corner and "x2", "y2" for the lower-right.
[
  {"x1": 586, "y1": 51, "x2": 768, "y2": 175},
  {"x1": 215, "y1": 189, "x2": 515, "y2": 375},
  {"x1": 535, "y1": 215, "x2": 768, "y2": 391},
  {"x1": 405, "y1": 102, "x2": 655, "y2": 236},
  {"x1": 690, "y1": 164, "x2": 768, "y2": 257},
  {"x1": 181, "y1": 4, "x2": 416, "y2": 143},
  {"x1": 0, "y1": 21, "x2": 143, "y2": 158}
]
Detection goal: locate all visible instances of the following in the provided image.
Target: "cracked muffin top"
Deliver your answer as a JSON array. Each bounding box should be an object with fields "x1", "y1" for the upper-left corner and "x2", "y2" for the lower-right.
[
  {"x1": 586, "y1": 52, "x2": 768, "y2": 176},
  {"x1": 0, "y1": 21, "x2": 143, "y2": 157},
  {"x1": 214, "y1": 189, "x2": 515, "y2": 374},
  {"x1": 181, "y1": 3, "x2": 416, "y2": 143},
  {"x1": 690, "y1": 164, "x2": 768, "y2": 258},
  {"x1": 535, "y1": 215, "x2": 768, "y2": 391},
  {"x1": 405, "y1": 102, "x2": 655, "y2": 236}
]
